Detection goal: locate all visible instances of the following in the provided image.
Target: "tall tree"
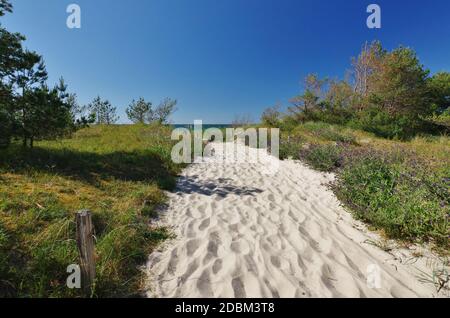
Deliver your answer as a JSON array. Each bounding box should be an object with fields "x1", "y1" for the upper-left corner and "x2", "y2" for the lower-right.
[
  {"x1": 0, "y1": 1, "x2": 19, "y2": 147},
  {"x1": 356, "y1": 46, "x2": 431, "y2": 138},
  {"x1": 126, "y1": 97, "x2": 152, "y2": 124},
  {"x1": 14, "y1": 52, "x2": 48, "y2": 146},
  {"x1": 369, "y1": 47, "x2": 430, "y2": 116},
  {"x1": 21, "y1": 82, "x2": 72, "y2": 147}
]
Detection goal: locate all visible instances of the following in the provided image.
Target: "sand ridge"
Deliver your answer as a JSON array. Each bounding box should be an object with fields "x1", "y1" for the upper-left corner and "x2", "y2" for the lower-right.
[{"x1": 146, "y1": 142, "x2": 447, "y2": 298}]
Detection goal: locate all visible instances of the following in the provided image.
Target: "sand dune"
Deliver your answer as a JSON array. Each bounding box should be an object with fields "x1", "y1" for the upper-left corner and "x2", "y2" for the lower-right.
[{"x1": 146, "y1": 142, "x2": 447, "y2": 298}]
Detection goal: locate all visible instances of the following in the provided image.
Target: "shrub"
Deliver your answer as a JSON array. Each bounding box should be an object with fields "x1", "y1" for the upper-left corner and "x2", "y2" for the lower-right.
[
  {"x1": 279, "y1": 138, "x2": 303, "y2": 160},
  {"x1": 302, "y1": 144, "x2": 343, "y2": 172},
  {"x1": 352, "y1": 105, "x2": 429, "y2": 140},
  {"x1": 335, "y1": 156, "x2": 449, "y2": 247}
]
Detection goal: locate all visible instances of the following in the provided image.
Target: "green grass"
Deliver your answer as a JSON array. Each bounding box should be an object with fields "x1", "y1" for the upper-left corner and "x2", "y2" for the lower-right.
[
  {"x1": 0, "y1": 124, "x2": 182, "y2": 297},
  {"x1": 281, "y1": 122, "x2": 449, "y2": 251}
]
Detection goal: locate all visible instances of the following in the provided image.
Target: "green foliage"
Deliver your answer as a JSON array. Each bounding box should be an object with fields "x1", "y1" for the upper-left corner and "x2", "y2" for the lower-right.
[
  {"x1": 0, "y1": 106, "x2": 12, "y2": 148},
  {"x1": 0, "y1": 0, "x2": 12, "y2": 16},
  {"x1": 88, "y1": 96, "x2": 119, "y2": 125},
  {"x1": 426, "y1": 108, "x2": 450, "y2": 131},
  {"x1": 428, "y1": 72, "x2": 450, "y2": 114},
  {"x1": 279, "y1": 136, "x2": 303, "y2": 159},
  {"x1": 302, "y1": 144, "x2": 343, "y2": 172},
  {"x1": 126, "y1": 97, "x2": 152, "y2": 124},
  {"x1": 336, "y1": 156, "x2": 449, "y2": 247},
  {"x1": 302, "y1": 122, "x2": 356, "y2": 144},
  {"x1": 352, "y1": 106, "x2": 413, "y2": 139}
]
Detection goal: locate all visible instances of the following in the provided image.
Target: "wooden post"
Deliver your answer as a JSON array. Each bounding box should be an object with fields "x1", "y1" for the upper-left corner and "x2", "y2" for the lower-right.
[{"x1": 75, "y1": 209, "x2": 96, "y2": 295}]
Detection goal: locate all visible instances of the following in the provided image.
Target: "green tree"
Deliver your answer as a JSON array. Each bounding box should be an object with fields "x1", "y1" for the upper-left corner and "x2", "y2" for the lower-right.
[
  {"x1": 126, "y1": 97, "x2": 152, "y2": 124},
  {"x1": 67, "y1": 93, "x2": 95, "y2": 129},
  {"x1": 361, "y1": 47, "x2": 431, "y2": 138},
  {"x1": 0, "y1": 88, "x2": 13, "y2": 148},
  {"x1": 321, "y1": 80, "x2": 355, "y2": 124},
  {"x1": 21, "y1": 83, "x2": 73, "y2": 147},
  {"x1": 14, "y1": 52, "x2": 49, "y2": 146},
  {"x1": 428, "y1": 72, "x2": 450, "y2": 114},
  {"x1": 88, "y1": 96, "x2": 119, "y2": 125}
]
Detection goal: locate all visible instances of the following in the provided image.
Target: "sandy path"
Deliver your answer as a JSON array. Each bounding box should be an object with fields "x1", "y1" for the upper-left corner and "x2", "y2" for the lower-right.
[{"x1": 146, "y1": 142, "x2": 447, "y2": 298}]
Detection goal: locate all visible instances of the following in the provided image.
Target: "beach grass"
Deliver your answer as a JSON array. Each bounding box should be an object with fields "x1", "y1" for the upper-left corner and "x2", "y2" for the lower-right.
[{"x1": 0, "y1": 124, "x2": 182, "y2": 297}]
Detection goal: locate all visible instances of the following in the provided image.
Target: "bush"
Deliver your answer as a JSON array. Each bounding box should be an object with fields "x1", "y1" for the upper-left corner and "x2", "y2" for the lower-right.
[
  {"x1": 352, "y1": 106, "x2": 426, "y2": 140},
  {"x1": 302, "y1": 144, "x2": 343, "y2": 172},
  {"x1": 279, "y1": 137, "x2": 303, "y2": 160}
]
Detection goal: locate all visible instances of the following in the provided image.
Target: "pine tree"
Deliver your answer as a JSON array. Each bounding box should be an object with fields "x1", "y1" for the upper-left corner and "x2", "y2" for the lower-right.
[
  {"x1": 126, "y1": 97, "x2": 152, "y2": 124},
  {"x1": 88, "y1": 96, "x2": 119, "y2": 125}
]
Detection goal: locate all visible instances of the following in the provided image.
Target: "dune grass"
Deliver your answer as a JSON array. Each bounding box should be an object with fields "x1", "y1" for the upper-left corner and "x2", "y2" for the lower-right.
[
  {"x1": 0, "y1": 124, "x2": 183, "y2": 297},
  {"x1": 280, "y1": 122, "x2": 449, "y2": 251}
]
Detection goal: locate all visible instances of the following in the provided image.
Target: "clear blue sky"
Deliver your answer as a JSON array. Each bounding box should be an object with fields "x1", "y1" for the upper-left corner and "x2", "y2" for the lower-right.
[{"x1": 2, "y1": 0, "x2": 450, "y2": 123}]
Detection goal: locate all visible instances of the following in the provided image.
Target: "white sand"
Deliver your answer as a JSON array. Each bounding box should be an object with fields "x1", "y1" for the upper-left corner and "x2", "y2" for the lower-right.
[{"x1": 146, "y1": 142, "x2": 448, "y2": 298}]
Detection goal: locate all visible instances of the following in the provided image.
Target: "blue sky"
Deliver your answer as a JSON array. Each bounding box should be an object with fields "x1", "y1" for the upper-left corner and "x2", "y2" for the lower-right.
[{"x1": 2, "y1": 0, "x2": 450, "y2": 123}]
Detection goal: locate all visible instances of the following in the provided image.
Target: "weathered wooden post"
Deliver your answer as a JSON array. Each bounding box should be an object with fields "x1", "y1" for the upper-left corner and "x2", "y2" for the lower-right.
[{"x1": 75, "y1": 209, "x2": 96, "y2": 295}]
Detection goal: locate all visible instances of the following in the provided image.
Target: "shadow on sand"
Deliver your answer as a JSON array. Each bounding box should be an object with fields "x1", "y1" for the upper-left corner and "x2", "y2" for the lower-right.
[{"x1": 175, "y1": 175, "x2": 263, "y2": 198}]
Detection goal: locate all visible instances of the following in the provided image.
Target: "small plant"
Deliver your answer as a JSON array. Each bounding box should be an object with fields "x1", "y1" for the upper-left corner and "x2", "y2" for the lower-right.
[
  {"x1": 302, "y1": 144, "x2": 343, "y2": 172},
  {"x1": 417, "y1": 258, "x2": 450, "y2": 293},
  {"x1": 279, "y1": 134, "x2": 303, "y2": 160}
]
